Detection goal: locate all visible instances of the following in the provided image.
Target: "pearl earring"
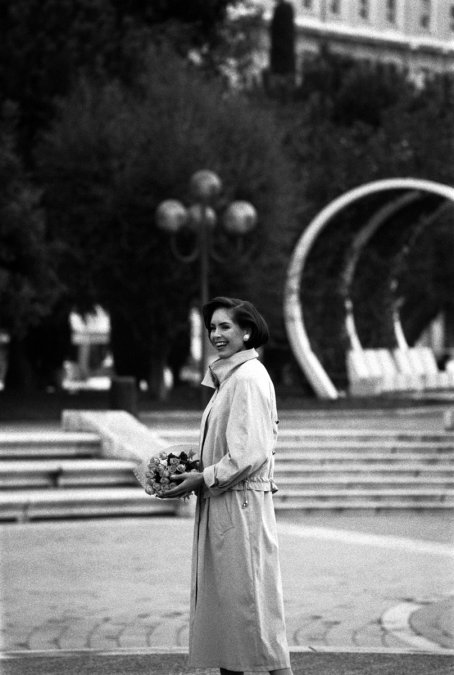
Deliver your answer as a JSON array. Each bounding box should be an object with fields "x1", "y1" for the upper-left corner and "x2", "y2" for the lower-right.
[{"x1": 244, "y1": 335, "x2": 250, "y2": 341}]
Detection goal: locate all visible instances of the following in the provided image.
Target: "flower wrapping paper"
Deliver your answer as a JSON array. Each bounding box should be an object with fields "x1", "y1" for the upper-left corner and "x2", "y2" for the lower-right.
[{"x1": 134, "y1": 444, "x2": 199, "y2": 499}]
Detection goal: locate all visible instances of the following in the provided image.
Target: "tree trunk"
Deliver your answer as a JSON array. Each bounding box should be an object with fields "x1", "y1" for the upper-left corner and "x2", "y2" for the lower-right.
[
  {"x1": 110, "y1": 312, "x2": 147, "y2": 383},
  {"x1": 4, "y1": 338, "x2": 37, "y2": 392}
]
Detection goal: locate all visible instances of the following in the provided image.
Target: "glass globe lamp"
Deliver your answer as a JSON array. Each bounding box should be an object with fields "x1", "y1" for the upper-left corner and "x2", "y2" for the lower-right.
[
  {"x1": 223, "y1": 201, "x2": 257, "y2": 235},
  {"x1": 156, "y1": 199, "x2": 187, "y2": 233}
]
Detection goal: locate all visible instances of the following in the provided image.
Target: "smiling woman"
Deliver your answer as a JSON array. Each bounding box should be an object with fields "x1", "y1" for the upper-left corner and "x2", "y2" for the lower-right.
[
  {"x1": 205, "y1": 296, "x2": 270, "y2": 360},
  {"x1": 164, "y1": 296, "x2": 293, "y2": 675},
  {"x1": 209, "y1": 307, "x2": 248, "y2": 360}
]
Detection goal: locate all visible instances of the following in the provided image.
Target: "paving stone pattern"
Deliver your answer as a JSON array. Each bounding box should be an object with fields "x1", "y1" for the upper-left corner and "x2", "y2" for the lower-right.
[{"x1": 1, "y1": 516, "x2": 453, "y2": 653}]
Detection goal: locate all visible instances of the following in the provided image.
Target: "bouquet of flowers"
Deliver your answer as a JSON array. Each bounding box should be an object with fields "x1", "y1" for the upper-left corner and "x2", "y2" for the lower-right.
[{"x1": 143, "y1": 445, "x2": 199, "y2": 499}]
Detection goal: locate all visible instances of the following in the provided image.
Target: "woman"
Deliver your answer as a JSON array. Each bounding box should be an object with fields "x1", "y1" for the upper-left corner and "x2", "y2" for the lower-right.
[{"x1": 166, "y1": 297, "x2": 293, "y2": 675}]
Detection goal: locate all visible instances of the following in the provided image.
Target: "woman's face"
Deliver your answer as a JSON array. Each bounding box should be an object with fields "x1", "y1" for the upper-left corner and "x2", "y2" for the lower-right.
[{"x1": 209, "y1": 308, "x2": 249, "y2": 360}]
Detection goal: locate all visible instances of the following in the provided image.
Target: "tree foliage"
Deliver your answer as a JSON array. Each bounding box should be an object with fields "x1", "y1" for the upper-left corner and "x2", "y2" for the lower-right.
[
  {"x1": 0, "y1": 0, "x2": 259, "y2": 392},
  {"x1": 3, "y1": 4, "x2": 454, "y2": 395},
  {"x1": 0, "y1": 108, "x2": 59, "y2": 339},
  {"x1": 0, "y1": 107, "x2": 63, "y2": 390},
  {"x1": 139, "y1": 0, "x2": 234, "y2": 41},
  {"x1": 0, "y1": 0, "x2": 118, "y2": 154},
  {"x1": 399, "y1": 205, "x2": 454, "y2": 344},
  {"x1": 36, "y1": 47, "x2": 297, "y2": 389},
  {"x1": 0, "y1": 0, "x2": 239, "y2": 157},
  {"x1": 269, "y1": 1, "x2": 295, "y2": 76},
  {"x1": 265, "y1": 53, "x2": 454, "y2": 385},
  {"x1": 289, "y1": 54, "x2": 454, "y2": 197}
]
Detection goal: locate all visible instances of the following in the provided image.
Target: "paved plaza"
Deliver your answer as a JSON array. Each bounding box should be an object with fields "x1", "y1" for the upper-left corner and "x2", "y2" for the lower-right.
[
  {"x1": 1, "y1": 405, "x2": 454, "y2": 673},
  {"x1": 1, "y1": 512, "x2": 453, "y2": 655}
]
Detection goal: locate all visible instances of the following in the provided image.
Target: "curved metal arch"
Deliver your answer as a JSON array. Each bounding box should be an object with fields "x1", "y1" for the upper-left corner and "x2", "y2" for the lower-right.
[
  {"x1": 284, "y1": 178, "x2": 454, "y2": 399},
  {"x1": 344, "y1": 199, "x2": 449, "y2": 352}
]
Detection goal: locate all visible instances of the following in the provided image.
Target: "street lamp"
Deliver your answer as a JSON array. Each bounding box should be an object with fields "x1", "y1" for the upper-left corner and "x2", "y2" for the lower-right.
[{"x1": 156, "y1": 170, "x2": 257, "y2": 393}]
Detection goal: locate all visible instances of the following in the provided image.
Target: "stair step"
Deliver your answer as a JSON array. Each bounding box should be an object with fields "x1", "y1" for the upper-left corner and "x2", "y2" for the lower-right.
[
  {"x1": 159, "y1": 437, "x2": 454, "y2": 453},
  {"x1": 157, "y1": 429, "x2": 454, "y2": 442},
  {"x1": 0, "y1": 459, "x2": 137, "y2": 488},
  {"x1": 277, "y1": 432, "x2": 454, "y2": 443},
  {"x1": 158, "y1": 441, "x2": 454, "y2": 459},
  {"x1": 277, "y1": 442, "x2": 454, "y2": 452},
  {"x1": 273, "y1": 500, "x2": 454, "y2": 511},
  {"x1": 0, "y1": 487, "x2": 182, "y2": 521},
  {"x1": 147, "y1": 428, "x2": 454, "y2": 512},
  {"x1": 275, "y1": 476, "x2": 454, "y2": 487},
  {"x1": 274, "y1": 488, "x2": 454, "y2": 501},
  {"x1": 275, "y1": 453, "x2": 454, "y2": 464},
  {"x1": 2, "y1": 422, "x2": 453, "y2": 517},
  {"x1": 274, "y1": 463, "x2": 454, "y2": 473},
  {"x1": 0, "y1": 432, "x2": 101, "y2": 459}
]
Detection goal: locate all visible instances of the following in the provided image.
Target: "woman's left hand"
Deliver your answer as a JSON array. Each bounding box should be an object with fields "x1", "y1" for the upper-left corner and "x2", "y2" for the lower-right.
[{"x1": 163, "y1": 472, "x2": 204, "y2": 498}]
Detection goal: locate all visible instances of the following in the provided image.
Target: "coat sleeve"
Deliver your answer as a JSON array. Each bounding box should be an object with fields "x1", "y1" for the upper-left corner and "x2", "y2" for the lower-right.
[{"x1": 202, "y1": 376, "x2": 272, "y2": 495}]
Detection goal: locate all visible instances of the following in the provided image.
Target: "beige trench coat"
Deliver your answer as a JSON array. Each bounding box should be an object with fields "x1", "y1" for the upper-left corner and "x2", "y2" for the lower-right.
[{"x1": 188, "y1": 348, "x2": 290, "y2": 672}]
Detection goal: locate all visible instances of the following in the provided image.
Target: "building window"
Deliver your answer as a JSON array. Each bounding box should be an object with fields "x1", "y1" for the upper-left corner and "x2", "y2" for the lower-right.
[
  {"x1": 450, "y1": 3, "x2": 454, "y2": 31},
  {"x1": 329, "y1": 0, "x2": 341, "y2": 15},
  {"x1": 419, "y1": 0, "x2": 431, "y2": 30},
  {"x1": 301, "y1": 0, "x2": 313, "y2": 9},
  {"x1": 386, "y1": 0, "x2": 396, "y2": 24},
  {"x1": 358, "y1": 0, "x2": 370, "y2": 20}
]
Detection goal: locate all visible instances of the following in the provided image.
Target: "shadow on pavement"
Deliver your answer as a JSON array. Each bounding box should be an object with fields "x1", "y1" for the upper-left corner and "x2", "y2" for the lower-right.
[{"x1": 2, "y1": 650, "x2": 454, "y2": 675}]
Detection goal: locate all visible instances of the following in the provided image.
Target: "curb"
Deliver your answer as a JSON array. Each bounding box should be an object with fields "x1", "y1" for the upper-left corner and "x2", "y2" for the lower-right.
[
  {"x1": 3, "y1": 646, "x2": 453, "y2": 675},
  {"x1": 3, "y1": 646, "x2": 454, "y2": 657}
]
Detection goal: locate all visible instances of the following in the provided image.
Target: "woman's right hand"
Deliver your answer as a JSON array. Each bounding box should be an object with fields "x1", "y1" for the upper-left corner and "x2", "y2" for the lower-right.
[{"x1": 164, "y1": 471, "x2": 204, "y2": 498}]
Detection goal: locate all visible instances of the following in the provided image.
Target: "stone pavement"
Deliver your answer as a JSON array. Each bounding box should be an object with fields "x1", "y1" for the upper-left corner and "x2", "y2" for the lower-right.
[
  {"x1": 1, "y1": 514, "x2": 453, "y2": 656},
  {"x1": 1, "y1": 404, "x2": 454, "y2": 674}
]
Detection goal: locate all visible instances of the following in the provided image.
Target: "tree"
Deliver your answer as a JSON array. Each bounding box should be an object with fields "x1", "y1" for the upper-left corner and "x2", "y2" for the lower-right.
[
  {"x1": 136, "y1": 0, "x2": 235, "y2": 46},
  {"x1": 296, "y1": 49, "x2": 411, "y2": 128},
  {"x1": 399, "y1": 209, "x2": 454, "y2": 346},
  {"x1": 0, "y1": 107, "x2": 61, "y2": 389},
  {"x1": 0, "y1": 0, "x2": 285, "y2": 394},
  {"x1": 0, "y1": 0, "x2": 120, "y2": 158},
  {"x1": 36, "y1": 46, "x2": 297, "y2": 395},
  {"x1": 269, "y1": 1, "x2": 295, "y2": 77},
  {"x1": 0, "y1": 0, "x2": 239, "y2": 160},
  {"x1": 267, "y1": 54, "x2": 454, "y2": 386}
]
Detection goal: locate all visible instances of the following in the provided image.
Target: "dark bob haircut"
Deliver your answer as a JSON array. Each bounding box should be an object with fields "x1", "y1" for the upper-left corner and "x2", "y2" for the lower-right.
[{"x1": 202, "y1": 296, "x2": 269, "y2": 349}]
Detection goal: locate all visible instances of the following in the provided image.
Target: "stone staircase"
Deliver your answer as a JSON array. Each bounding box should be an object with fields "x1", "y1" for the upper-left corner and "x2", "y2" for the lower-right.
[
  {"x1": 158, "y1": 428, "x2": 454, "y2": 511},
  {"x1": 2, "y1": 422, "x2": 454, "y2": 520},
  {"x1": 0, "y1": 431, "x2": 179, "y2": 521}
]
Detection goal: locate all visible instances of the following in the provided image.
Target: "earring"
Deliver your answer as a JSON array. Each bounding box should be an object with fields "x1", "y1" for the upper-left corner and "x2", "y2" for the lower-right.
[{"x1": 244, "y1": 335, "x2": 249, "y2": 341}]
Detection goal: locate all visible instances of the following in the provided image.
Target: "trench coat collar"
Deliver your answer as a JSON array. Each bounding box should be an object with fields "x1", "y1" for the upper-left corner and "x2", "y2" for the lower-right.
[{"x1": 201, "y1": 348, "x2": 259, "y2": 389}]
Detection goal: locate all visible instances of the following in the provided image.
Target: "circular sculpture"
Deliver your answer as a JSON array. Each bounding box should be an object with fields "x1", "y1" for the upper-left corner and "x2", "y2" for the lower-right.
[{"x1": 284, "y1": 178, "x2": 454, "y2": 399}]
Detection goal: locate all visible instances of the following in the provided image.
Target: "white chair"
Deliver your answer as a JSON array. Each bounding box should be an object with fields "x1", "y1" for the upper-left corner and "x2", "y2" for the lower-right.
[
  {"x1": 392, "y1": 349, "x2": 424, "y2": 391},
  {"x1": 408, "y1": 347, "x2": 450, "y2": 390},
  {"x1": 374, "y1": 348, "x2": 418, "y2": 392},
  {"x1": 346, "y1": 349, "x2": 382, "y2": 396},
  {"x1": 446, "y1": 359, "x2": 454, "y2": 386}
]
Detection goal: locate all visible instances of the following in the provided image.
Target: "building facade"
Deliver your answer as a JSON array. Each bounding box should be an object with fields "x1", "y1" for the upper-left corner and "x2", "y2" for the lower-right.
[{"x1": 254, "y1": 0, "x2": 454, "y2": 81}]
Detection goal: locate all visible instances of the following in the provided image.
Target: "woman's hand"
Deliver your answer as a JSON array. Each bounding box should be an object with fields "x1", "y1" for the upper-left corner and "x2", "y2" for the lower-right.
[{"x1": 163, "y1": 471, "x2": 204, "y2": 498}]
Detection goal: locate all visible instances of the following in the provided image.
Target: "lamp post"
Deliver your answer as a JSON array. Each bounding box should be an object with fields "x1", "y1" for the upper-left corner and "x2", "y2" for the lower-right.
[{"x1": 156, "y1": 170, "x2": 257, "y2": 396}]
